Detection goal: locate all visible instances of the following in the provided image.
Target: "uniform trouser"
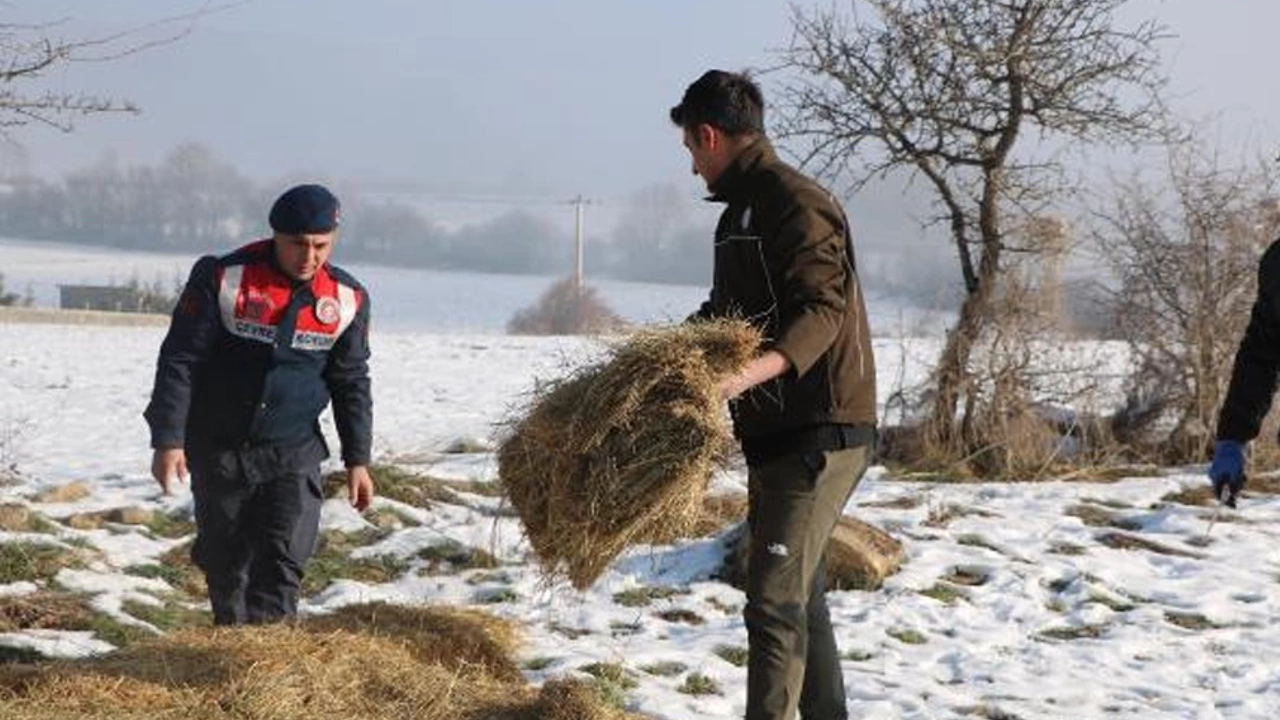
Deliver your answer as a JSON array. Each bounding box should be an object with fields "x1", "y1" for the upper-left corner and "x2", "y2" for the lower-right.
[
  {"x1": 188, "y1": 440, "x2": 325, "y2": 626},
  {"x1": 744, "y1": 445, "x2": 869, "y2": 720}
]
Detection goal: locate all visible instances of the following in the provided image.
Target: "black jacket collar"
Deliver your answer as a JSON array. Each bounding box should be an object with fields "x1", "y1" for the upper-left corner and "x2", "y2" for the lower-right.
[{"x1": 707, "y1": 136, "x2": 776, "y2": 203}]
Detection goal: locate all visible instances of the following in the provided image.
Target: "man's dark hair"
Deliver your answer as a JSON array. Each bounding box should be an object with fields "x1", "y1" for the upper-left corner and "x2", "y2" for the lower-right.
[{"x1": 669, "y1": 70, "x2": 764, "y2": 137}]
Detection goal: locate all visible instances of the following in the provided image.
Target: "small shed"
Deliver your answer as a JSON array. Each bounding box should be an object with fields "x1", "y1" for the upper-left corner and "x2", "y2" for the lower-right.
[{"x1": 58, "y1": 285, "x2": 147, "y2": 312}]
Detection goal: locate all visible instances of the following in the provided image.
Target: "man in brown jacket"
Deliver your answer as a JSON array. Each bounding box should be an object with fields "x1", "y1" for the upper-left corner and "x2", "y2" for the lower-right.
[{"x1": 672, "y1": 70, "x2": 877, "y2": 720}]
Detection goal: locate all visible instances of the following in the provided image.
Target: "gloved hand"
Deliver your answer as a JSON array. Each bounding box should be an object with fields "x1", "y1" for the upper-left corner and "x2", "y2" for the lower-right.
[{"x1": 1209, "y1": 440, "x2": 1246, "y2": 508}]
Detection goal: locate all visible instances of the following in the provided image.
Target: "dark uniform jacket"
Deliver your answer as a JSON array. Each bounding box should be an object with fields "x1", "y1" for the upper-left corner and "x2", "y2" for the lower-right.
[
  {"x1": 1218, "y1": 239, "x2": 1280, "y2": 443},
  {"x1": 145, "y1": 239, "x2": 372, "y2": 466},
  {"x1": 694, "y1": 138, "x2": 876, "y2": 456}
]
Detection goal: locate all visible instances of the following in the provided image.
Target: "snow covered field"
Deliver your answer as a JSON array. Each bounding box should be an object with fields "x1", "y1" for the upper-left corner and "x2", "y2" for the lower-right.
[
  {"x1": 0, "y1": 236, "x2": 951, "y2": 335},
  {"x1": 0, "y1": 236, "x2": 707, "y2": 333},
  {"x1": 1, "y1": 315, "x2": 1278, "y2": 719}
]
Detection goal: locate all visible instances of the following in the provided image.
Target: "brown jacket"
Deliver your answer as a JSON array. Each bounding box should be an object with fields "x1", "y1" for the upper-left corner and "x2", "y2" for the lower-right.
[{"x1": 695, "y1": 138, "x2": 876, "y2": 443}]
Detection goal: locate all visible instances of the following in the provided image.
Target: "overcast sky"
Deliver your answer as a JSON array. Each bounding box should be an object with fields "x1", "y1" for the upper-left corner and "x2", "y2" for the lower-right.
[{"x1": 8, "y1": 0, "x2": 1279, "y2": 203}]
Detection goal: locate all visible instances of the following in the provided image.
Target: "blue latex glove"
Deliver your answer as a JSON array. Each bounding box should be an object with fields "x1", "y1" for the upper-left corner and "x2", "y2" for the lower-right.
[{"x1": 1209, "y1": 440, "x2": 1246, "y2": 507}]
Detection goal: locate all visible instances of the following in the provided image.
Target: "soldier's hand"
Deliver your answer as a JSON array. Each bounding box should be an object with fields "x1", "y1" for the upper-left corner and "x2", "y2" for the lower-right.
[
  {"x1": 348, "y1": 465, "x2": 374, "y2": 511},
  {"x1": 151, "y1": 448, "x2": 188, "y2": 495}
]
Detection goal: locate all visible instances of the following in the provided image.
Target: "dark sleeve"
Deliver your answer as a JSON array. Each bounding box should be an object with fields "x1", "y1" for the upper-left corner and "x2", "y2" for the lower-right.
[
  {"x1": 1216, "y1": 241, "x2": 1280, "y2": 442},
  {"x1": 687, "y1": 219, "x2": 722, "y2": 324},
  {"x1": 687, "y1": 293, "x2": 715, "y2": 324},
  {"x1": 325, "y1": 288, "x2": 372, "y2": 467},
  {"x1": 688, "y1": 244, "x2": 719, "y2": 323},
  {"x1": 769, "y1": 193, "x2": 853, "y2": 378},
  {"x1": 143, "y1": 256, "x2": 221, "y2": 449}
]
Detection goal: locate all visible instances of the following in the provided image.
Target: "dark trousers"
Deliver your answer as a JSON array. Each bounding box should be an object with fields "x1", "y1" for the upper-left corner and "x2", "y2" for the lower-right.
[
  {"x1": 744, "y1": 445, "x2": 868, "y2": 720},
  {"x1": 188, "y1": 439, "x2": 325, "y2": 626}
]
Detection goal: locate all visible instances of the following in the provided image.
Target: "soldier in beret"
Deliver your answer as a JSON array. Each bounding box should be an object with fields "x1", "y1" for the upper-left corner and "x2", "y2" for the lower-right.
[{"x1": 145, "y1": 183, "x2": 374, "y2": 625}]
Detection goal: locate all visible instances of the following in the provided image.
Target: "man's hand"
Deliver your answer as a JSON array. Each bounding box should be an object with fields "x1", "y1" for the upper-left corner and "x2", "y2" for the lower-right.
[
  {"x1": 1209, "y1": 440, "x2": 1246, "y2": 507},
  {"x1": 719, "y1": 350, "x2": 792, "y2": 401},
  {"x1": 347, "y1": 465, "x2": 375, "y2": 512},
  {"x1": 151, "y1": 448, "x2": 188, "y2": 495}
]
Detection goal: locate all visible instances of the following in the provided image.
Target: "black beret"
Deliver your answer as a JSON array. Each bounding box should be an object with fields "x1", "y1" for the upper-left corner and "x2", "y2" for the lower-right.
[{"x1": 269, "y1": 184, "x2": 341, "y2": 235}]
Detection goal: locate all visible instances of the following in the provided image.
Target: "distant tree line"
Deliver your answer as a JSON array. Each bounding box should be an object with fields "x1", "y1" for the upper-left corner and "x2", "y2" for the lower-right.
[
  {"x1": 0, "y1": 272, "x2": 33, "y2": 307},
  {"x1": 0, "y1": 143, "x2": 712, "y2": 286}
]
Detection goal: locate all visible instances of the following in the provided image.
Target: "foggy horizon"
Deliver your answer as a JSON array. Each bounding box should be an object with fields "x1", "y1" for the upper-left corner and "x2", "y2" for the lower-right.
[{"x1": 4, "y1": 0, "x2": 1280, "y2": 307}]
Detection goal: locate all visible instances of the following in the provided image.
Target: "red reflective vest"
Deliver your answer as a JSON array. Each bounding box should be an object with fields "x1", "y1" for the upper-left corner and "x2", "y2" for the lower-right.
[
  {"x1": 146, "y1": 240, "x2": 372, "y2": 466},
  {"x1": 216, "y1": 240, "x2": 361, "y2": 351}
]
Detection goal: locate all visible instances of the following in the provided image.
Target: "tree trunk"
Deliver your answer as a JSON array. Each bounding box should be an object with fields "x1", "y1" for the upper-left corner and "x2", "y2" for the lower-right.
[
  {"x1": 928, "y1": 282, "x2": 990, "y2": 449},
  {"x1": 928, "y1": 171, "x2": 1005, "y2": 453}
]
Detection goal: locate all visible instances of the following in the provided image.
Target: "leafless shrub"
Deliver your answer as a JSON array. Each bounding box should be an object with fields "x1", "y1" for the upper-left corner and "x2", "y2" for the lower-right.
[
  {"x1": 507, "y1": 277, "x2": 625, "y2": 336},
  {"x1": 1094, "y1": 138, "x2": 1280, "y2": 463}
]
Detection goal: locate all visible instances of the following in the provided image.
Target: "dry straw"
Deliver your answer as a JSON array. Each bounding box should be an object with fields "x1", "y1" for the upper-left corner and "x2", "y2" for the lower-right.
[
  {"x1": 498, "y1": 319, "x2": 762, "y2": 589},
  {"x1": 0, "y1": 603, "x2": 643, "y2": 720},
  {"x1": 304, "y1": 602, "x2": 523, "y2": 682}
]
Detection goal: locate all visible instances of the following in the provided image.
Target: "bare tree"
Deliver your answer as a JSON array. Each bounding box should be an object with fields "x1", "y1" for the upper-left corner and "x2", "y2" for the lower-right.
[
  {"x1": 0, "y1": 271, "x2": 21, "y2": 305},
  {"x1": 1094, "y1": 140, "x2": 1280, "y2": 462},
  {"x1": 1, "y1": 4, "x2": 220, "y2": 136},
  {"x1": 776, "y1": 0, "x2": 1170, "y2": 460}
]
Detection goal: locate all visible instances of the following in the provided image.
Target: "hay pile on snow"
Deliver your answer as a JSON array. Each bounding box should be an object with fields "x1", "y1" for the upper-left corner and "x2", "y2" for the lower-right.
[
  {"x1": 0, "y1": 602, "x2": 643, "y2": 720},
  {"x1": 498, "y1": 319, "x2": 761, "y2": 589}
]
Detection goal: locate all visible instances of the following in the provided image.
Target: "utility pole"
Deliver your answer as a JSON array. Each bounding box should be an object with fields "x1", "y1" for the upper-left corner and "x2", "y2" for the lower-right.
[
  {"x1": 574, "y1": 195, "x2": 585, "y2": 294},
  {"x1": 568, "y1": 195, "x2": 596, "y2": 295}
]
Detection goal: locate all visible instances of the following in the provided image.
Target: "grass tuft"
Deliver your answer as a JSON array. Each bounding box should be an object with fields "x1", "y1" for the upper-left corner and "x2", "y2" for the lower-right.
[
  {"x1": 942, "y1": 566, "x2": 990, "y2": 587},
  {"x1": 919, "y1": 583, "x2": 967, "y2": 605},
  {"x1": 858, "y1": 495, "x2": 924, "y2": 510},
  {"x1": 677, "y1": 672, "x2": 721, "y2": 696},
  {"x1": 886, "y1": 627, "x2": 928, "y2": 645},
  {"x1": 120, "y1": 597, "x2": 211, "y2": 632},
  {"x1": 86, "y1": 614, "x2": 157, "y2": 648},
  {"x1": 1096, "y1": 532, "x2": 1202, "y2": 558},
  {"x1": 144, "y1": 511, "x2": 195, "y2": 539},
  {"x1": 713, "y1": 644, "x2": 749, "y2": 667},
  {"x1": 322, "y1": 464, "x2": 460, "y2": 508},
  {"x1": 0, "y1": 541, "x2": 85, "y2": 584},
  {"x1": 416, "y1": 540, "x2": 500, "y2": 572},
  {"x1": 1065, "y1": 504, "x2": 1143, "y2": 531},
  {"x1": 1085, "y1": 592, "x2": 1137, "y2": 613},
  {"x1": 1046, "y1": 541, "x2": 1087, "y2": 556},
  {"x1": 1164, "y1": 611, "x2": 1223, "y2": 631},
  {"x1": 302, "y1": 529, "x2": 406, "y2": 596},
  {"x1": 1036, "y1": 623, "x2": 1108, "y2": 641},
  {"x1": 640, "y1": 661, "x2": 687, "y2": 677},
  {"x1": 475, "y1": 587, "x2": 519, "y2": 604},
  {"x1": 0, "y1": 591, "x2": 95, "y2": 632},
  {"x1": 580, "y1": 662, "x2": 638, "y2": 690},
  {"x1": 956, "y1": 534, "x2": 1004, "y2": 553},
  {"x1": 611, "y1": 585, "x2": 689, "y2": 608},
  {"x1": 523, "y1": 656, "x2": 558, "y2": 671},
  {"x1": 653, "y1": 608, "x2": 704, "y2": 626}
]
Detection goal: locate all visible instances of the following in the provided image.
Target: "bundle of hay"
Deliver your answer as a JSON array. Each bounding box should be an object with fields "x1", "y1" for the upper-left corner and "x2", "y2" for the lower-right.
[{"x1": 498, "y1": 319, "x2": 761, "y2": 589}]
